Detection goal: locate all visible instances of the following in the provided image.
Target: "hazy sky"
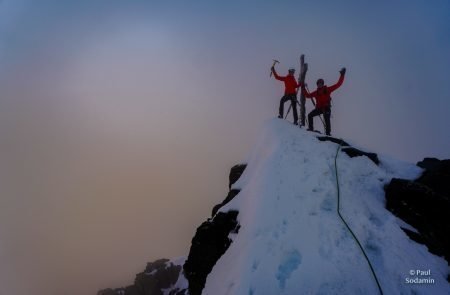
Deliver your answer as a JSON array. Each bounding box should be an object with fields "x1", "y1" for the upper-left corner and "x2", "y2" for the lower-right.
[{"x1": 1, "y1": 1, "x2": 449, "y2": 294}]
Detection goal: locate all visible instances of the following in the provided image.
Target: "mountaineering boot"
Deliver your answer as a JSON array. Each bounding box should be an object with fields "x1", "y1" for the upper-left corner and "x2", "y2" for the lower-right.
[{"x1": 278, "y1": 115, "x2": 283, "y2": 119}]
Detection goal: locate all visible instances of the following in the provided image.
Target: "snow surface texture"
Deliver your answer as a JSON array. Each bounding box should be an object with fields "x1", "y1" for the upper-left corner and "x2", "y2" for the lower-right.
[{"x1": 204, "y1": 119, "x2": 449, "y2": 295}]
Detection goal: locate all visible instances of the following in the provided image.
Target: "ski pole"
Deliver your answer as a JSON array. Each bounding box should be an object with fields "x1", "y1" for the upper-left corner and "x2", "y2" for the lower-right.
[{"x1": 285, "y1": 104, "x2": 291, "y2": 119}]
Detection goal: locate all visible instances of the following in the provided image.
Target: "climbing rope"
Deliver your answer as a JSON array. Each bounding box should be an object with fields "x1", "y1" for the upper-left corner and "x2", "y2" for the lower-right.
[{"x1": 334, "y1": 144, "x2": 384, "y2": 295}]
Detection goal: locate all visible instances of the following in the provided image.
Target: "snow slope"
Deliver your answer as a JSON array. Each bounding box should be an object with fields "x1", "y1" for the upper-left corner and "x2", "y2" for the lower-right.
[{"x1": 204, "y1": 119, "x2": 449, "y2": 295}]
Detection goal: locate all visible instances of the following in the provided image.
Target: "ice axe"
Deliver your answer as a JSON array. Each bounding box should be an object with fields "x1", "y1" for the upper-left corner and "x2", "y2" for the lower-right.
[{"x1": 269, "y1": 59, "x2": 279, "y2": 77}]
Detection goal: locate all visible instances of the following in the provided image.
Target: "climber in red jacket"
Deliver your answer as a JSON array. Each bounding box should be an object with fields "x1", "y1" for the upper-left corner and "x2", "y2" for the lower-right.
[
  {"x1": 271, "y1": 66, "x2": 302, "y2": 125},
  {"x1": 302, "y1": 68, "x2": 346, "y2": 136}
]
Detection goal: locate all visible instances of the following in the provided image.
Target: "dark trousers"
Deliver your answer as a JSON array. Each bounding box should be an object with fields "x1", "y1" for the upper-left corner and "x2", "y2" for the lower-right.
[
  {"x1": 308, "y1": 107, "x2": 331, "y2": 135},
  {"x1": 279, "y1": 94, "x2": 298, "y2": 123}
]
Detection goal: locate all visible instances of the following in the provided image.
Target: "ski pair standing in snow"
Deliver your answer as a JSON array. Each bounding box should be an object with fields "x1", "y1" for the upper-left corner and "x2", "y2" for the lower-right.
[
  {"x1": 271, "y1": 66, "x2": 302, "y2": 125},
  {"x1": 302, "y1": 68, "x2": 346, "y2": 136}
]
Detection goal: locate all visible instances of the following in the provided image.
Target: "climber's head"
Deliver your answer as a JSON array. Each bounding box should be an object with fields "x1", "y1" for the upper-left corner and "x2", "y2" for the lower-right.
[{"x1": 316, "y1": 78, "x2": 324, "y2": 88}]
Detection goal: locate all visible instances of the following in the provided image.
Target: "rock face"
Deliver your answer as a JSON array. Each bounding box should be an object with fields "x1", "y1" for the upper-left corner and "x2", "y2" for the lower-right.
[
  {"x1": 183, "y1": 164, "x2": 246, "y2": 295},
  {"x1": 212, "y1": 164, "x2": 247, "y2": 216},
  {"x1": 97, "y1": 259, "x2": 185, "y2": 295},
  {"x1": 228, "y1": 164, "x2": 247, "y2": 189},
  {"x1": 183, "y1": 210, "x2": 240, "y2": 295},
  {"x1": 316, "y1": 136, "x2": 379, "y2": 165},
  {"x1": 385, "y1": 158, "x2": 450, "y2": 266},
  {"x1": 317, "y1": 136, "x2": 350, "y2": 146},
  {"x1": 211, "y1": 189, "x2": 240, "y2": 216},
  {"x1": 98, "y1": 164, "x2": 246, "y2": 295},
  {"x1": 341, "y1": 147, "x2": 379, "y2": 165}
]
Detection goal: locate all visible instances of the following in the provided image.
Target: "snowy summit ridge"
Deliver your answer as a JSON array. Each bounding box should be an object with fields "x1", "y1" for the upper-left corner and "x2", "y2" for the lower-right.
[
  {"x1": 100, "y1": 119, "x2": 450, "y2": 295},
  {"x1": 201, "y1": 119, "x2": 449, "y2": 295}
]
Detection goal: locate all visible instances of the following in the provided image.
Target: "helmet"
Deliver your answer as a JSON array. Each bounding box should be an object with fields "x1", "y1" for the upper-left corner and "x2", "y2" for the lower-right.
[
  {"x1": 316, "y1": 78, "x2": 324, "y2": 86},
  {"x1": 288, "y1": 68, "x2": 295, "y2": 73}
]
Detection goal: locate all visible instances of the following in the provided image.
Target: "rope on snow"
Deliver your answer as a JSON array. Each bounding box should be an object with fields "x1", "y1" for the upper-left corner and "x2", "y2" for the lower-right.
[{"x1": 333, "y1": 143, "x2": 384, "y2": 295}]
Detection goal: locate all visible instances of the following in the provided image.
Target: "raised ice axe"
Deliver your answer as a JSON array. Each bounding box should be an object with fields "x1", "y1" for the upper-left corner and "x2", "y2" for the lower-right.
[{"x1": 269, "y1": 59, "x2": 280, "y2": 77}]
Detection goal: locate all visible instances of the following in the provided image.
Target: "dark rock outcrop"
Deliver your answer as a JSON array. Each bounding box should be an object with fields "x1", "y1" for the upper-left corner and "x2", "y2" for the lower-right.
[
  {"x1": 385, "y1": 158, "x2": 450, "y2": 264},
  {"x1": 211, "y1": 164, "x2": 246, "y2": 216},
  {"x1": 211, "y1": 189, "x2": 240, "y2": 216},
  {"x1": 316, "y1": 136, "x2": 350, "y2": 146},
  {"x1": 316, "y1": 136, "x2": 379, "y2": 165},
  {"x1": 211, "y1": 164, "x2": 247, "y2": 216},
  {"x1": 99, "y1": 164, "x2": 247, "y2": 295},
  {"x1": 228, "y1": 164, "x2": 247, "y2": 189},
  {"x1": 97, "y1": 259, "x2": 184, "y2": 295},
  {"x1": 183, "y1": 164, "x2": 246, "y2": 294},
  {"x1": 417, "y1": 158, "x2": 450, "y2": 196},
  {"x1": 341, "y1": 147, "x2": 379, "y2": 165},
  {"x1": 183, "y1": 210, "x2": 240, "y2": 295}
]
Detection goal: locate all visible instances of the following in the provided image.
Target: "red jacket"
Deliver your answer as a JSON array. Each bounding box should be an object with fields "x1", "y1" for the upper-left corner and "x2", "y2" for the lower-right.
[
  {"x1": 272, "y1": 69, "x2": 301, "y2": 95},
  {"x1": 303, "y1": 75, "x2": 345, "y2": 109}
]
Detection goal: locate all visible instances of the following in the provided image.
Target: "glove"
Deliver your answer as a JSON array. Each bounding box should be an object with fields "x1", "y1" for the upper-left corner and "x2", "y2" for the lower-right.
[
  {"x1": 339, "y1": 67, "x2": 346, "y2": 75},
  {"x1": 271, "y1": 66, "x2": 275, "y2": 72}
]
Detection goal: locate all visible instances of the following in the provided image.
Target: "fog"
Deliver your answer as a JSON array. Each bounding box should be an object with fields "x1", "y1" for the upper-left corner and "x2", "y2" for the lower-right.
[{"x1": 0, "y1": 1, "x2": 449, "y2": 294}]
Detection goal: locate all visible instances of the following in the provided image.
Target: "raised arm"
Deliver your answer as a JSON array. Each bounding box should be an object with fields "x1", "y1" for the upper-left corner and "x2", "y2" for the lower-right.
[
  {"x1": 328, "y1": 68, "x2": 346, "y2": 93},
  {"x1": 271, "y1": 67, "x2": 285, "y2": 81}
]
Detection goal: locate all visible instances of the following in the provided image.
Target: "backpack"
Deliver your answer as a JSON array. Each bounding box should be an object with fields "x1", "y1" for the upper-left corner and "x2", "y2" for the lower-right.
[{"x1": 320, "y1": 86, "x2": 332, "y2": 106}]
